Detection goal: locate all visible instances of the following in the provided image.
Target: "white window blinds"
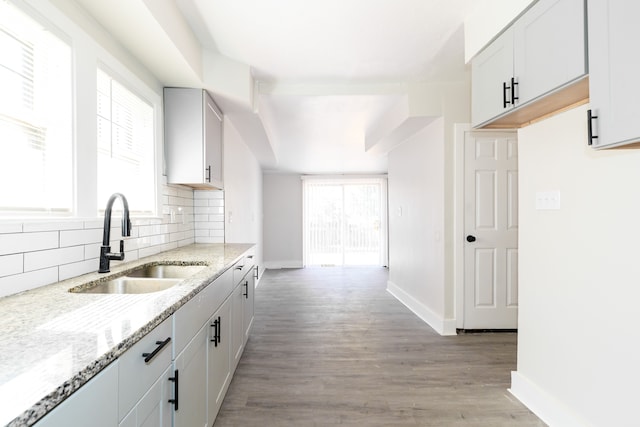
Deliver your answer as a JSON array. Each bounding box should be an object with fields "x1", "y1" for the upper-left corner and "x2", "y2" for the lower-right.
[
  {"x1": 97, "y1": 68, "x2": 155, "y2": 214},
  {"x1": 0, "y1": 0, "x2": 72, "y2": 214}
]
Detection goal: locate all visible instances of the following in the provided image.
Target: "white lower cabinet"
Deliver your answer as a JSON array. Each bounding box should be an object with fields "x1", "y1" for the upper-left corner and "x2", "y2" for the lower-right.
[
  {"x1": 35, "y1": 362, "x2": 119, "y2": 427},
  {"x1": 173, "y1": 324, "x2": 208, "y2": 427},
  {"x1": 35, "y1": 248, "x2": 255, "y2": 427},
  {"x1": 119, "y1": 366, "x2": 172, "y2": 427},
  {"x1": 118, "y1": 318, "x2": 173, "y2": 426},
  {"x1": 243, "y1": 273, "x2": 255, "y2": 345},
  {"x1": 207, "y1": 296, "x2": 232, "y2": 425},
  {"x1": 231, "y1": 280, "x2": 245, "y2": 371}
]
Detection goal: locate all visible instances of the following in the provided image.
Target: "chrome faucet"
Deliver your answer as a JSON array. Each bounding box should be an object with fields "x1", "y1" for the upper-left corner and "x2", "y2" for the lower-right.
[{"x1": 98, "y1": 193, "x2": 132, "y2": 273}]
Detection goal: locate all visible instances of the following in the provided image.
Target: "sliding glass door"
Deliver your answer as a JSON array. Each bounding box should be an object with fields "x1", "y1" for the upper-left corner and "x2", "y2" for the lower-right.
[{"x1": 303, "y1": 177, "x2": 387, "y2": 266}]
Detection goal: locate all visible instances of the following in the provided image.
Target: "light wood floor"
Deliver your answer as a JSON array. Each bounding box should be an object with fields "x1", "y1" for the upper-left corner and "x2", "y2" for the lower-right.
[{"x1": 214, "y1": 267, "x2": 545, "y2": 426}]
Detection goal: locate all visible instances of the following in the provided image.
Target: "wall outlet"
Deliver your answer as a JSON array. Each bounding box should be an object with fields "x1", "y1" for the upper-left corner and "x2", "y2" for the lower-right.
[{"x1": 535, "y1": 191, "x2": 561, "y2": 210}]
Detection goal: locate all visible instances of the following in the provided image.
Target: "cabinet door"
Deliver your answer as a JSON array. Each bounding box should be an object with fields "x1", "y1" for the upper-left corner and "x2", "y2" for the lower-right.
[
  {"x1": 231, "y1": 282, "x2": 244, "y2": 371},
  {"x1": 173, "y1": 324, "x2": 207, "y2": 427},
  {"x1": 207, "y1": 296, "x2": 232, "y2": 426},
  {"x1": 204, "y1": 91, "x2": 223, "y2": 189},
  {"x1": 119, "y1": 366, "x2": 172, "y2": 427},
  {"x1": 164, "y1": 88, "x2": 205, "y2": 185},
  {"x1": 243, "y1": 274, "x2": 255, "y2": 345},
  {"x1": 471, "y1": 27, "x2": 514, "y2": 127},
  {"x1": 588, "y1": 0, "x2": 640, "y2": 147},
  {"x1": 118, "y1": 318, "x2": 172, "y2": 421},
  {"x1": 35, "y1": 362, "x2": 118, "y2": 427},
  {"x1": 514, "y1": 0, "x2": 586, "y2": 106}
]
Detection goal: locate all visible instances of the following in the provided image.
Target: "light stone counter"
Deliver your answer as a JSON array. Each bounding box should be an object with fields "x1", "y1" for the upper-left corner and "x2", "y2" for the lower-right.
[{"x1": 0, "y1": 243, "x2": 254, "y2": 427}]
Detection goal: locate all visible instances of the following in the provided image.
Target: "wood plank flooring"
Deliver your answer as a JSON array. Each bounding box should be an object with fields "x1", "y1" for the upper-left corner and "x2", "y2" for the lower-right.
[{"x1": 214, "y1": 267, "x2": 545, "y2": 426}]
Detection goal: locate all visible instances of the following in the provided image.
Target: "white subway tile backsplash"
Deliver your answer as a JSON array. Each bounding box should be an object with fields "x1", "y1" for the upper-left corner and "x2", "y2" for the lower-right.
[
  {"x1": 0, "y1": 182, "x2": 221, "y2": 297},
  {"x1": 139, "y1": 242, "x2": 177, "y2": 259},
  {"x1": 192, "y1": 189, "x2": 224, "y2": 245},
  {"x1": 0, "y1": 232, "x2": 59, "y2": 256},
  {"x1": 194, "y1": 206, "x2": 224, "y2": 215},
  {"x1": 177, "y1": 238, "x2": 194, "y2": 247},
  {"x1": 0, "y1": 267, "x2": 58, "y2": 298},
  {"x1": 177, "y1": 188, "x2": 193, "y2": 199},
  {"x1": 194, "y1": 229, "x2": 209, "y2": 237},
  {"x1": 83, "y1": 219, "x2": 104, "y2": 229},
  {"x1": 195, "y1": 236, "x2": 224, "y2": 244},
  {"x1": 0, "y1": 254, "x2": 23, "y2": 277},
  {"x1": 24, "y1": 246, "x2": 84, "y2": 272},
  {"x1": 59, "y1": 228, "x2": 102, "y2": 248},
  {"x1": 195, "y1": 222, "x2": 222, "y2": 230},
  {"x1": 0, "y1": 223, "x2": 23, "y2": 234},
  {"x1": 84, "y1": 243, "x2": 101, "y2": 260},
  {"x1": 22, "y1": 221, "x2": 85, "y2": 233},
  {"x1": 59, "y1": 259, "x2": 97, "y2": 281}
]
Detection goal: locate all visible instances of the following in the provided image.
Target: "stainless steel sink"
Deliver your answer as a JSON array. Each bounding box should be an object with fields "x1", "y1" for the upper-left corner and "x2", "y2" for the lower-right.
[
  {"x1": 76, "y1": 277, "x2": 182, "y2": 294},
  {"x1": 70, "y1": 263, "x2": 207, "y2": 294},
  {"x1": 127, "y1": 264, "x2": 206, "y2": 279}
]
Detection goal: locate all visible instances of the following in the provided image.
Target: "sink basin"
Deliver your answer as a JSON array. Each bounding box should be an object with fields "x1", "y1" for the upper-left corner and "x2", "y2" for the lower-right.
[
  {"x1": 127, "y1": 264, "x2": 206, "y2": 279},
  {"x1": 74, "y1": 277, "x2": 183, "y2": 294},
  {"x1": 69, "y1": 263, "x2": 207, "y2": 294}
]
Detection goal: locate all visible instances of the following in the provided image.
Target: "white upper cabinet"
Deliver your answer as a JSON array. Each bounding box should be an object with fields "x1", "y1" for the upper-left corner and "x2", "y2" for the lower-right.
[
  {"x1": 164, "y1": 88, "x2": 224, "y2": 189},
  {"x1": 514, "y1": 0, "x2": 586, "y2": 105},
  {"x1": 587, "y1": 0, "x2": 640, "y2": 148},
  {"x1": 472, "y1": 0, "x2": 588, "y2": 128},
  {"x1": 472, "y1": 27, "x2": 515, "y2": 127}
]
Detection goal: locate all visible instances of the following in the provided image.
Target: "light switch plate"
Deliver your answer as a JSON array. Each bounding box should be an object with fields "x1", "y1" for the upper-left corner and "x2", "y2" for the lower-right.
[{"x1": 536, "y1": 191, "x2": 561, "y2": 210}]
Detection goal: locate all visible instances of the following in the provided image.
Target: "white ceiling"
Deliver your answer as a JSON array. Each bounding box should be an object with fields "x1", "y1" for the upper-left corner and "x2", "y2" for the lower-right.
[
  {"x1": 188, "y1": 0, "x2": 471, "y2": 82},
  {"x1": 74, "y1": 0, "x2": 476, "y2": 174}
]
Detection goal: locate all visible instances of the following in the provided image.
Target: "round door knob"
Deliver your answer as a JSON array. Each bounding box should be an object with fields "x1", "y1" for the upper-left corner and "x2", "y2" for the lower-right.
[{"x1": 466, "y1": 235, "x2": 476, "y2": 242}]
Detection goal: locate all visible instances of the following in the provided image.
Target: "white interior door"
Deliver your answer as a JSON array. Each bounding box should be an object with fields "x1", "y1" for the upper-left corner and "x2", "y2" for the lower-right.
[{"x1": 464, "y1": 131, "x2": 518, "y2": 329}]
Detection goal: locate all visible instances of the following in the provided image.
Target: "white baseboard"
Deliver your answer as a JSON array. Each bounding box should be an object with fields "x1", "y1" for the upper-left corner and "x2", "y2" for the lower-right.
[
  {"x1": 509, "y1": 371, "x2": 587, "y2": 427},
  {"x1": 263, "y1": 260, "x2": 304, "y2": 269},
  {"x1": 386, "y1": 280, "x2": 457, "y2": 336}
]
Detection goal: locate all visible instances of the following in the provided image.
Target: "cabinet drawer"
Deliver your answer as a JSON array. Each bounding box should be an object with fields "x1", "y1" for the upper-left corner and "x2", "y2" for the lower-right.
[
  {"x1": 231, "y1": 260, "x2": 245, "y2": 285},
  {"x1": 118, "y1": 318, "x2": 172, "y2": 421},
  {"x1": 206, "y1": 267, "x2": 234, "y2": 319},
  {"x1": 232, "y1": 252, "x2": 255, "y2": 285},
  {"x1": 244, "y1": 251, "x2": 255, "y2": 273},
  {"x1": 173, "y1": 268, "x2": 233, "y2": 357}
]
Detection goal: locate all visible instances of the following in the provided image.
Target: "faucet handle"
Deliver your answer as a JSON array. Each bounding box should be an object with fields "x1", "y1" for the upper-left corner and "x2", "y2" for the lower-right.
[{"x1": 119, "y1": 240, "x2": 125, "y2": 254}]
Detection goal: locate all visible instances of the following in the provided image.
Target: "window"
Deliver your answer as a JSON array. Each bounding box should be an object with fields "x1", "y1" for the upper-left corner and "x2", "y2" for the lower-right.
[
  {"x1": 97, "y1": 68, "x2": 155, "y2": 214},
  {"x1": 0, "y1": 0, "x2": 72, "y2": 214},
  {"x1": 303, "y1": 177, "x2": 388, "y2": 267}
]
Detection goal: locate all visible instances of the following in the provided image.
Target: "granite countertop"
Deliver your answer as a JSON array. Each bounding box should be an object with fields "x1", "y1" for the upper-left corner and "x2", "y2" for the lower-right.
[{"x1": 0, "y1": 243, "x2": 254, "y2": 427}]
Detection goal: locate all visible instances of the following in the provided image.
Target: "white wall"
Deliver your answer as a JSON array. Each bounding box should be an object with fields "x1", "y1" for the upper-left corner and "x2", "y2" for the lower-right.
[
  {"x1": 512, "y1": 104, "x2": 640, "y2": 426},
  {"x1": 385, "y1": 80, "x2": 469, "y2": 335},
  {"x1": 387, "y1": 118, "x2": 451, "y2": 334},
  {"x1": 223, "y1": 117, "x2": 264, "y2": 274},
  {"x1": 262, "y1": 174, "x2": 303, "y2": 269}
]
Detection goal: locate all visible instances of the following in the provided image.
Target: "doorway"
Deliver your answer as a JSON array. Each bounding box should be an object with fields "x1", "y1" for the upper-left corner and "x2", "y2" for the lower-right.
[
  {"x1": 302, "y1": 177, "x2": 388, "y2": 267},
  {"x1": 455, "y1": 126, "x2": 518, "y2": 330}
]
